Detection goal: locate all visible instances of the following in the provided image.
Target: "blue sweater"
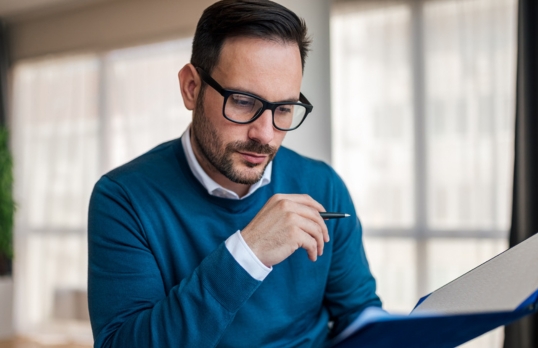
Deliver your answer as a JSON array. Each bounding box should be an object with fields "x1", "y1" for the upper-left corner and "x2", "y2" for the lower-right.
[{"x1": 88, "y1": 138, "x2": 381, "y2": 347}]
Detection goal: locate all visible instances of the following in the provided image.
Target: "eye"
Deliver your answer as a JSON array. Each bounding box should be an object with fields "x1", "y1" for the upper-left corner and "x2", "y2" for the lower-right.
[
  {"x1": 230, "y1": 94, "x2": 256, "y2": 108},
  {"x1": 276, "y1": 105, "x2": 293, "y2": 115}
]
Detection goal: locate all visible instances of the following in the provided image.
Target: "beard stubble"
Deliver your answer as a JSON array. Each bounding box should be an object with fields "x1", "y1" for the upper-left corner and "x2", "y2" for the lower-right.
[{"x1": 191, "y1": 89, "x2": 277, "y2": 185}]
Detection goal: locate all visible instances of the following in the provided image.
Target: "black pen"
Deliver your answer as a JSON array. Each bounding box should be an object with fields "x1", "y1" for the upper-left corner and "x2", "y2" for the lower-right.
[{"x1": 320, "y1": 212, "x2": 350, "y2": 219}]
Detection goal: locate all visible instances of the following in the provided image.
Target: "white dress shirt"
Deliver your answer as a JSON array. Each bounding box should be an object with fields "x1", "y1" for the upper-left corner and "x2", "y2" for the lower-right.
[{"x1": 181, "y1": 126, "x2": 272, "y2": 281}]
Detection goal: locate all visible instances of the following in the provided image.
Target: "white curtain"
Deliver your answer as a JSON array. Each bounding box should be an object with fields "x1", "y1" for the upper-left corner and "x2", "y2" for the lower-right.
[
  {"x1": 104, "y1": 40, "x2": 192, "y2": 172},
  {"x1": 331, "y1": 0, "x2": 517, "y2": 347},
  {"x1": 12, "y1": 55, "x2": 99, "y2": 344},
  {"x1": 11, "y1": 38, "x2": 192, "y2": 344}
]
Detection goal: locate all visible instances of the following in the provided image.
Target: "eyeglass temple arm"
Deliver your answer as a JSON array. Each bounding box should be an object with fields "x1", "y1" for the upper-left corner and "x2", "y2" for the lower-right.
[
  {"x1": 195, "y1": 67, "x2": 226, "y2": 96},
  {"x1": 300, "y1": 93, "x2": 313, "y2": 111}
]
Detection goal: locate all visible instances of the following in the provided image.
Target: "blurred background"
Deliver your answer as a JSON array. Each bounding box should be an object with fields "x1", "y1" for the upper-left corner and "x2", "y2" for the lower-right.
[{"x1": 0, "y1": 0, "x2": 528, "y2": 347}]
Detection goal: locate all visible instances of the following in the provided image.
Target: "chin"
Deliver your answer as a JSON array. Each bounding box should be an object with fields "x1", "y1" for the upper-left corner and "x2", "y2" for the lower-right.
[
  {"x1": 243, "y1": 161, "x2": 261, "y2": 169},
  {"x1": 230, "y1": 161, "x2": 266, "y2": 184}
]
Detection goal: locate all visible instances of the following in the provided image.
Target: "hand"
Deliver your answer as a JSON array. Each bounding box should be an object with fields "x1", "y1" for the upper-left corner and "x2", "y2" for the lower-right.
[{"x1": 241, "y1": 194, "x2": 330, "y2": 267}]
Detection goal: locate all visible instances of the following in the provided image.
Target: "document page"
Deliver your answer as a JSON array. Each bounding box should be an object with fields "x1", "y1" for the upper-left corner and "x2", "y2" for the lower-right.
[{"x1": 413, "y1": 233, "x2": 538, "y2": 314}]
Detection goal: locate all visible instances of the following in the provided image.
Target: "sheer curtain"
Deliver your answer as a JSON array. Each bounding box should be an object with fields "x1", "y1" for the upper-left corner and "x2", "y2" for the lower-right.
[
  {"x1": 12, "y1": 56, "x2": 99, "y2": 343},
  {"x1": 104, "y1": 40, "x2": 192, "y2": 172},
  {"x1": 333, "y1": 2, "x2": 419, "y2": 312},
  {"x1": 11, "y1": 38, "x2": 192, "y2": 344},
  {"x1": 331, "y1": 0, "x2": 517, "y2": 347}
]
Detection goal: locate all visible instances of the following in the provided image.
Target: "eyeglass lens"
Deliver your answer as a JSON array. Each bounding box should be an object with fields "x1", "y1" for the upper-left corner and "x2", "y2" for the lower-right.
[{"x1": 225, "y1": 93, "x2": 307, "y2": 130}]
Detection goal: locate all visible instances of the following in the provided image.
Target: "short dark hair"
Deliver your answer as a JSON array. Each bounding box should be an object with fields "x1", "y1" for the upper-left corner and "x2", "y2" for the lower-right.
[{"x1": 191, "y1": 0, "x2": 311, "y2": 74}]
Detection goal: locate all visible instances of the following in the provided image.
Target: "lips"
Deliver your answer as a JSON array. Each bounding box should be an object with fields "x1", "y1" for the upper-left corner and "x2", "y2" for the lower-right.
[{"x1": 238, "y1": 152, "x2": 267, "y2": 164}]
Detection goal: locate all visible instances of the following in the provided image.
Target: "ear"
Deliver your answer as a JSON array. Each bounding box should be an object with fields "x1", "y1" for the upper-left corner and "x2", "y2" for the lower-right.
[{"x1": 178, "y1": 63, "x2": 201, "y2": 111}]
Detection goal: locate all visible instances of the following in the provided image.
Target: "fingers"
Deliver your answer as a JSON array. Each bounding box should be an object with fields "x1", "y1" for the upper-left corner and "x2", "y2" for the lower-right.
[
  {"x1": 278, "y1": 201, "x2": 328, "y2": 258},
  {"x1": 299, "y1": 232, "x2": 319, "y2": 262},
  {"x1": 273, "y1": 195, "x2": 330, "y2": 244},
  {"x1": 289, "y1": 213, "x2": 325, "y2": 260},
  {"x1": 242, "y1": 194, "x2": 333, "y2": 266},
  {"x1": 272, "y1": 193, "x2": 326, "y2": 213}
]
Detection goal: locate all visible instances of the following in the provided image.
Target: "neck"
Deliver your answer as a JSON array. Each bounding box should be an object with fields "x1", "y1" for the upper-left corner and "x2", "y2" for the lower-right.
[{"x1": 189, "y1": 130, "x2": 251, "y2": 198}]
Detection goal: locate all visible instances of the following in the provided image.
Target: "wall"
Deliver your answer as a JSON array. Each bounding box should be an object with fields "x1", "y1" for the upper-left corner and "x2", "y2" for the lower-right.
[
  {"x1": 278, "y1": 0, "x2": 332, "y2": 164},
  {"x1": 8, "y1": 0, "x2": 214, "y2": 60},
  {"x1": 0, "y1": 277, "x2": 14, "y2": 339}
]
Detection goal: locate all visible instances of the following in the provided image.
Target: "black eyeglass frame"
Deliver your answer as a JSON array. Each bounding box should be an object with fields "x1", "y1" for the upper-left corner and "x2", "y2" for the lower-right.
[{"x1": 196, "y1": 67, "x2": 313, "y2": 131}]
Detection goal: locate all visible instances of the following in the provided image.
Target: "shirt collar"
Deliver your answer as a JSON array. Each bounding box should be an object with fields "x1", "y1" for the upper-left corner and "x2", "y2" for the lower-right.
[{"x1": 181, "y1": 124, "x2": 272, "y2": 200}]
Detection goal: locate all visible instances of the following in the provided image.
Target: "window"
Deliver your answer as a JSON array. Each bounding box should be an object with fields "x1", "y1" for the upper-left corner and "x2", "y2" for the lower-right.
[
  {"x1": 331, "y1": 0, "x2": 517, "y2": 346},
  {"x1": 11, "y1": 38, "x2": 192, "y2": 342}
]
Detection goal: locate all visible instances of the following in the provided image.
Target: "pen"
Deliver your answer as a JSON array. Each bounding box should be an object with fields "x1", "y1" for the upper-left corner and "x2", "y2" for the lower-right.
[{"x1": 320, "y1": 212, "x2": 350, "y2": 219}]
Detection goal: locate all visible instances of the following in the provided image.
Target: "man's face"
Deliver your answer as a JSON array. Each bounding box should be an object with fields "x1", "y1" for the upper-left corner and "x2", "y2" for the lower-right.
[{"x1": 191, "y1": 36, "x2": 303, "y2": 186}]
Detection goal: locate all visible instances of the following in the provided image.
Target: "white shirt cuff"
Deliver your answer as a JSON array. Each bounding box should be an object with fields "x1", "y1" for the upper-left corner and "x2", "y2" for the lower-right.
[{"x1": 225, "y1": 230, "x2": 272, "y2": 281}]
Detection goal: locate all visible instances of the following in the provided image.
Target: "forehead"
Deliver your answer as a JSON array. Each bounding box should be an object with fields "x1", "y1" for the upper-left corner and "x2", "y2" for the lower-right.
[{"x1": 212, "y1": 36, "x2": 303, "y2": 101}]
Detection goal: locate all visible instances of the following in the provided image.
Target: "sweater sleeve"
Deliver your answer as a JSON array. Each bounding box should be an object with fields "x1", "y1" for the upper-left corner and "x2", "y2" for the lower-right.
[
  {"x1": 323, "y1": 170, "x2": 383, "y2": 338},
  {"x1": 88, "y1": 176, "x2": 261, "y2": 347}
]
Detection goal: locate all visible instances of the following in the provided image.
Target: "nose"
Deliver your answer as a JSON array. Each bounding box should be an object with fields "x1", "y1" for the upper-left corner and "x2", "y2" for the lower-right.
[{"x1": 247, "y1": 109, "x2": 275, "y2": 145}]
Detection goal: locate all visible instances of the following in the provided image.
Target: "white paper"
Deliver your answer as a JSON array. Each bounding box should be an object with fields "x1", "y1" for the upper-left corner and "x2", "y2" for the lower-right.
[{"x1": 413, "y1": 233, "x2": 538, "y2": 314}]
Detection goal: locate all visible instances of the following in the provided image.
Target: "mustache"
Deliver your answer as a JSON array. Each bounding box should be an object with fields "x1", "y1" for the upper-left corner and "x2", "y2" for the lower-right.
[{"x1": 227, "y1": 140, "x2": 276, "y2": 155}]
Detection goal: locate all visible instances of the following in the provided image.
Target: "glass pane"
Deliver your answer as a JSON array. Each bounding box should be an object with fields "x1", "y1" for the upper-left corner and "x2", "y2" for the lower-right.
[
  {"x1": 332, "y1": 2, "x2": 415, "y2": 229},
  {"x1": 426, "y1": 238, "x2": 508, "y2": 348},
  {"x1": 426, "y1": 238, "x2": 508, "y2": 292},
  {"x1": 363, "y1": 237, "x2": 417, "y2": 313},
  {"x1": 424, "y1": 0, "x2": 517, "y2": 231},
  {"x1": 11, "y1": 55, "x2": 100, "y2": 343},
  {"x1": 15, "y1": 233, "x2": 92, "y2": 343},
  {"x1": 106, "y1": 38, "x2": 193, "y2": 171},
  {"x1": 12, "y1": 56, "x2": 100, "y2": 230}
]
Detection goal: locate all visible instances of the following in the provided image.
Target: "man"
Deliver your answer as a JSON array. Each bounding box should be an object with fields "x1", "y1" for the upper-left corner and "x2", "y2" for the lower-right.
[{"x1": 88, "y1": 0, "x2": 381, "y2": 347}]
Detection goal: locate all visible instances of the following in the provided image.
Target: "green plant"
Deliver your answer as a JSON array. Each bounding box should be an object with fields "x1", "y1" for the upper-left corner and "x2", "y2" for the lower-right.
[{"x1": 0, "y1": 126, "x2": 14, "y2": 272}]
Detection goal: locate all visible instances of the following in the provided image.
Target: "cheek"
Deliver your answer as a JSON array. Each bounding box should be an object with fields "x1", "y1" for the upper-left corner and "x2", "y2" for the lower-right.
[
  {"x1": 272, "y1": 130, "x2": 287, "y2": 147},
  {"x1": 200, "y1": 84, "x2": 229, "y2": 119},
  {"x1": 204, "y1": 94, "x2": 223, "y2": 121}
]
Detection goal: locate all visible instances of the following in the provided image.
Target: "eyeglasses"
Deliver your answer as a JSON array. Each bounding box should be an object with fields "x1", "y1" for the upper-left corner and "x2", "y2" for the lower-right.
[{"x1": 196, "y1": 67, "x2": 313, "y2": 131}]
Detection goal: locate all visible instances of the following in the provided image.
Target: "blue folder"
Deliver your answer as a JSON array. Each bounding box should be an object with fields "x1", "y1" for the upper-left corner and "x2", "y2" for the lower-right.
[
  {"x1": 333, "y1": 232, "x2": 538, "y2": 347},
  {"x1": 333, "y1": 289, "x2": 538, "y2": 348}
]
